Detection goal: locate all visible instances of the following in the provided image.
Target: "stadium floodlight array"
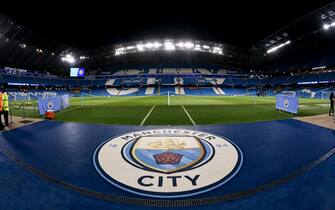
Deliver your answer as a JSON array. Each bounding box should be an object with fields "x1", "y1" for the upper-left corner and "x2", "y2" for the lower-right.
[
  {"x1": 114, "y1": 39, "x2": 224, "y2": 56},
  {"x1": 19, "y1": 43, "x2": 26, "y2": 48},
  {"x1": 79, "y1": 56, "x2": 89, "y2": 60},
  {"x1": 323, "y1": 21, "x2": 335, "y2": 30},
  {"x1": 61, "y1": 54, "x2": 76, "y2": 64},
  {"x1": 36, "y1": 48, "x2": 43, "y2": 53},
  {"x1": 266, "y1": 40, "x2": 291, "y2": 54}
]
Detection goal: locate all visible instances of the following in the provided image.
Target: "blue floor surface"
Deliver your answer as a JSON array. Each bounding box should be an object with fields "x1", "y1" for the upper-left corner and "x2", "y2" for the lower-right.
[{"x1": 0, "y1": 119, "x2": 334, "y2": 209}]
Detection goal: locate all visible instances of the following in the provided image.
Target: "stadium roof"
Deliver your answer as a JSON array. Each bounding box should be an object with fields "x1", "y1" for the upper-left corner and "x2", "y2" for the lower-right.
[
  {"x1": 2, "y1": 1, "x2": 334, "y2": 49},
  {"x1": 255, "y1": 1, "x2": 335, "y2": 52},
  {"x1": 1, "y1": 1, "x2": 335, "y2": 73}
]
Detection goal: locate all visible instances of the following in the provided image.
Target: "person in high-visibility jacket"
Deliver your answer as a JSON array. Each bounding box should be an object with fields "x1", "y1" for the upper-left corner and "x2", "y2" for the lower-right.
[
  {"x1": 2, "y1": 90, "x2": 9, "y2": 127},
  {"x1": 0, "y1": 90, "x2": 3, "y2": 129}
]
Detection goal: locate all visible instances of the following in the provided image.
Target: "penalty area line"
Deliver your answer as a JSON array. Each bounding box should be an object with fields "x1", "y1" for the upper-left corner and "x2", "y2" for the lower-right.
[
  {"x1": 181, "y1": 105, "x2": 196, "y2": 126},
  {"x1": 140, "y1": 105, "x2": 156, "y2": 126}
]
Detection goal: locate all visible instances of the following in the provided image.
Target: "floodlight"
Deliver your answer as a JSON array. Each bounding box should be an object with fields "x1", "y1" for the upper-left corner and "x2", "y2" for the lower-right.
[
  {"x1": 153, "y1": 42, "x2": 162, "y2": 48},
  {"x1": 176, "y1": 42, "x2": 185, "y2": 48},
  {"x1": 126, "y1": 46, "x2": 136, "y2": 50},
  {"x1": 137, "y1": 44, "x2": 144, "y2": 51},
  {"x1": 213, "y1": 47, "x2": 222, "y2": 51},
  {"x1": 112, "y1": 39, "x2": 225, "y2": 56},
  {"x1": 164, "y1": 41, "x2": 175, "y2": 50},
  {"x1": 115, "y1": 47, "x2": 125, "y2": 56},
  {"x1": 61, "y1": 54, "x2": 75, "y2": 64},
  {"x1": 145, "y1": 42, "x2": 154, "y2": 48},
  {"x1": 68, "y1": 57, "x2": 75, "y2": 63},
  {"x1": 323, "y1": 24, "x2": 330, "y2": 30},
  {"x1": 184, "y1": 42, "x2": 194, "y2": 49},
  {"x1": 323, "y1": 22, "x2": 335, "y2": 30},
  {"x1": 266, "y1": 40, "x2": 291, "y2": 54},
  {"x1": 194, "y1": 44, "x2": 201, "y2": 51}
]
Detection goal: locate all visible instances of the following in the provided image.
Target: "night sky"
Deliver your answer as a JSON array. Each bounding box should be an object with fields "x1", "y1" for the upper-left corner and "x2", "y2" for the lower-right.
[{"x1": 2, "y1": 0, "x2": 334, "y2": 49}]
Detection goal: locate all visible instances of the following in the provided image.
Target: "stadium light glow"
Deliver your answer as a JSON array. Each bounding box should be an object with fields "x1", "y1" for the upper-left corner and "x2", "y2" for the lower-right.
[
  {"x1": 312, "y1": 66, "x2": 326, "y2": 70},
  {"x1": 126, "y1": 46, "x2": 136, "y2": 50},
  {"x1": 145, "y1": 42, "x2": 154, "y2": 48},
  {"x1": 137, "y1": 44, "x2": 144, "y2": 51},
  {"x1": 324, "y1": 24, "x2": 331, "y2": 30},
  {"x1": 176, "y1": 42, "x2": 184, "y2": 48},
  {"x1": 266, "y1": 40, "x2": 291, "y2": 54},
  {"x1": 115, "y1": 47, "x2": 125, "y2": 55},
  {"x1": 194, "y1": 44, "x2": 201, "y2": 51},
  {"x1": 113, "y1": 39, "x2": 225, "y2": 56},
  {"x1": 184, "y1": 42, "x2": 194, "y2": 49},
  {"x1": 164, "y1": 41, "x2": 175, "y2": 50},
  {"x1": 61, "y1": 54, "x2": 75, "y2": 64},
  {"x1": 79, "y1": 56, "x2": 89, "y2": 60},
  {"x1": 323, "y1": 21, "x2": 335, "y2": 30},
  {"x1": 212, "y1": 46, "x2": 223, "y2": 54},
  {"x1": 153, "y1": 42, "x2": 162, "y2": 48}
]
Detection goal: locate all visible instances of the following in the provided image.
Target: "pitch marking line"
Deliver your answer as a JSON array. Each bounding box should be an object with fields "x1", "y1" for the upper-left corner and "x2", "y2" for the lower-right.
[
  {"x1": 59, "y1": 105, "x2": 86, "y2": 113},
  {"x1": 255, "y1": 104, "x2": 292, "y2": 116},
  {"x1": 140, "y1": 105, "x2": 156, "y2": 126},
  {"x1": 181, "y1": 105, "x2": 196, "y2": 126}
]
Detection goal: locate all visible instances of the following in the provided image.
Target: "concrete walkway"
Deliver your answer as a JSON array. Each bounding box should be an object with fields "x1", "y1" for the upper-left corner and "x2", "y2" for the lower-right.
[
  {"x1": 295, "y1": 114, "x2": 335, "y2": 130},
  {"x1": 6, "y1": 116, "x2": 43, "y2": 131}
]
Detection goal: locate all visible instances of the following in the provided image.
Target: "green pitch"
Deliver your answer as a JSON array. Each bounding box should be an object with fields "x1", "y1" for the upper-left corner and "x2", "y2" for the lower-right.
[{"x1": 11, "y1": 95, "x2": 330, "y2": 125}]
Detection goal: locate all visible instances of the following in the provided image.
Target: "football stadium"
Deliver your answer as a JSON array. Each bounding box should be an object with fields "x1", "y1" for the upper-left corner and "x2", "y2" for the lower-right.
[{"x1": 0, "y1": 2, "x2": 335, "y2": 210}]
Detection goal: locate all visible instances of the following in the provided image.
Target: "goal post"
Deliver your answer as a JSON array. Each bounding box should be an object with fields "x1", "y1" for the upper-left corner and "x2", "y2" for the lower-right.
[
  {"x1": 168, "y1": 91, "x2": 171, "y2": 106},
  {"x1": 282, "y1": 91, "x2": 297, "y2": 97},
  {"x1": 321, "y1": 91, "x2": 331, "y2": 100}
]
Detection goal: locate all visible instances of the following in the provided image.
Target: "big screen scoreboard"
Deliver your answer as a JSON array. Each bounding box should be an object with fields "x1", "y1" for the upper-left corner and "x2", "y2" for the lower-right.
[{"x1": 70, "y1": 67, "x2": 85, "y2": 77}]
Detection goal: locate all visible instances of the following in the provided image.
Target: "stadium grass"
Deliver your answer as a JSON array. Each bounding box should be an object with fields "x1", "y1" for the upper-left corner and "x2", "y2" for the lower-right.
[{"x1": 10, "y1": 96, "x2": 330, "y2": 125}]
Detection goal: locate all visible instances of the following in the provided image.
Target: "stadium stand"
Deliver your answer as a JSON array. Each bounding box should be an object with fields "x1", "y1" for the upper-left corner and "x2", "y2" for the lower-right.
[{"x1": 1, "y1": 67, "x2": 334, "y2": 98}]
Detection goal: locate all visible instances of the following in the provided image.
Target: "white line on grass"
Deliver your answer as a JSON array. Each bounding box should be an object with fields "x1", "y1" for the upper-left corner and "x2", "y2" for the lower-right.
[
  {"x1": 58, "y1": 105, "x2": 85, "y2": 113},
  {"x1": 181, "y1": 105, "x2": 196, "y2": 126},
  {"x1": 255, "y1": 104, "x2": 292, "y2": 116},
  {"x1": 140, "y1": 105, "x2": 156, "y2": 126}
]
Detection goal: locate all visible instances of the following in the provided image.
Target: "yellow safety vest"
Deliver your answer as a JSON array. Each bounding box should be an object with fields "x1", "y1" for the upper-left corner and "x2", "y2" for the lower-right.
[
  {"x1": 0, "y1": 93, "x2": 3, "y2": 112},
  {"x1": 2, "y1": 93, "x2": 8, "y2": 111}
]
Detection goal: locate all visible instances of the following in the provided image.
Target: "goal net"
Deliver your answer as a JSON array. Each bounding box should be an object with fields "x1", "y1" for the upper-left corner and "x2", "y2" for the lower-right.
[
  {"x1": 282, "y1": 91, "x2": 297, "y2": 97},
  {"x1": 9, "y1": 91, "x2": 57, "y2": 101},
  {"x1": 321, "y1": 91, "x2": 332, "y2": 100}
]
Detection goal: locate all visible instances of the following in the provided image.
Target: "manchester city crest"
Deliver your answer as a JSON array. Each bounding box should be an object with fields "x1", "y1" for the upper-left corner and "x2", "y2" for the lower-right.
[
  {"x1": 93, "y1": 129, "x2": 243, "y2": 198},
  {"x1": 47, "y1": 100, "x2": 54, "y2": 110},
  {"x1": 283, "y1": 98, "x2": 290, "y2": 108},
  {"x1": 131, "y1": 136, "x2": 206, "y2": 173}
]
